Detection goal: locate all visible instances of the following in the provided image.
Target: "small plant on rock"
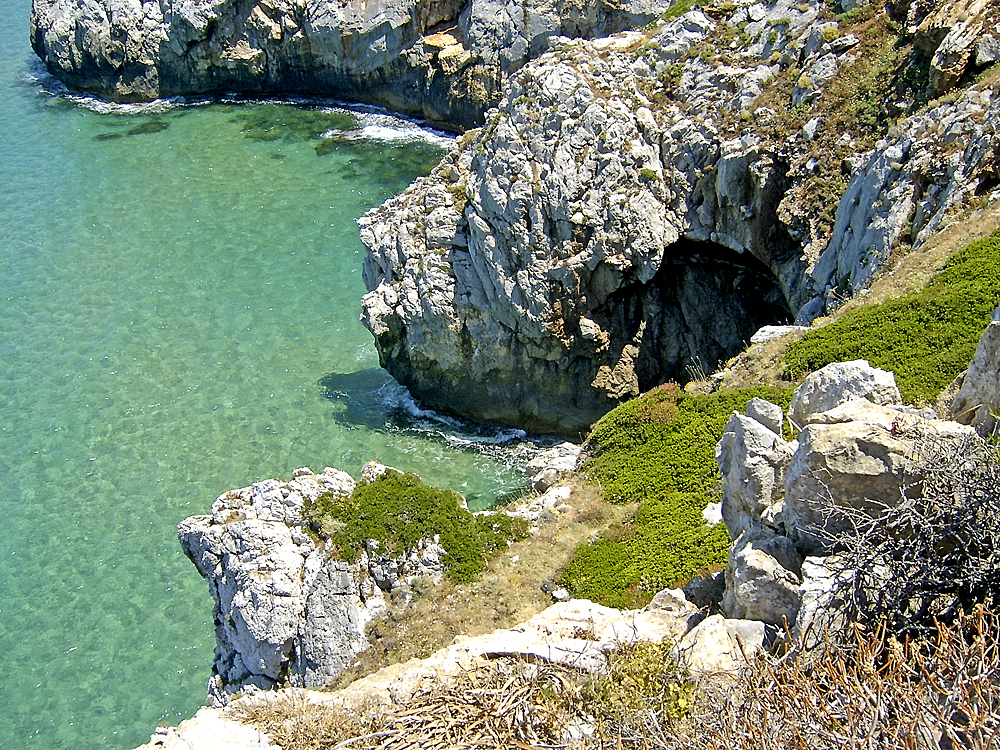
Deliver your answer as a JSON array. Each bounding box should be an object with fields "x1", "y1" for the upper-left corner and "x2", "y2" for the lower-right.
[{"x1": 303, "y1": 471, "x2": 528, "y2": 583}]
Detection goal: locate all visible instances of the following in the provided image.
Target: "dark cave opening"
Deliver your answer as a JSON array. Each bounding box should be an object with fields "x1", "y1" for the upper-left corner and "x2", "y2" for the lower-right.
[{"x1": 598, "y1": 238, "x2": 792, "y2": 391}]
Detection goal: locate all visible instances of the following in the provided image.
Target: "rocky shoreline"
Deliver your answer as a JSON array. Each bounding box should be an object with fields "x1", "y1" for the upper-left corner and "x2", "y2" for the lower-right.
[
  {"x1": 27, "y1": 0, "x2": 1000, "y2": 745},
  {"x1": 29, "y1": 0, "x2": 1000, "y2": 432},
  {"x1": 29, "y1": 0, "x2": 668, "y2": 129},
  {"x1": 359, "y1": 0, "x2": 1000, "y2": 432}
]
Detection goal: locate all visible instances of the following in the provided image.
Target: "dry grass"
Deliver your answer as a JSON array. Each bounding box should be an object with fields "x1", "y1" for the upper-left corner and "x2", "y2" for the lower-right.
[
  {"x1": 327, "y1": 480, "x2": 633, "y2": 689},
  {"x1": 669, "y1": 606, "x2": 1000, "y2": 750},
  {"x1": 235, "y1": 607, "x2": 1000, "y2": 750},
  {"x1": 235, "y1": 641, "x2": 692, "y2": 750},
  {"x1": 236, "y1": 660, "x2": 585, "y2": 749}
]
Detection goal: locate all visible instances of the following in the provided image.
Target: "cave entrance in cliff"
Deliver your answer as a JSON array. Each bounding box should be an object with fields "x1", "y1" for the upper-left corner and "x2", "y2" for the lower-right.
[{"x1": 603, "y1": 238, "x2": 792, "y2": 391}]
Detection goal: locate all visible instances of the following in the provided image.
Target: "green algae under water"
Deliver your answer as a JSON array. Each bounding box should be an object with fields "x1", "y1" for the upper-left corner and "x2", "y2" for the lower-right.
[{"x1": 0, "y1": 8, "x2": 534, "y2": 749}]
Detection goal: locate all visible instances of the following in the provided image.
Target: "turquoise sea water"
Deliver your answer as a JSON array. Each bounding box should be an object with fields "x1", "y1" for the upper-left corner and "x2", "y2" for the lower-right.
[{"x1": 0, "y1": 2, "x2": 534, "y2": 748}]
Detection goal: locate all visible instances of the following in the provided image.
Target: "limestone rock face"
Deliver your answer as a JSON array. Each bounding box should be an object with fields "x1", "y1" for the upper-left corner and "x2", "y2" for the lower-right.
[
  {"x1": 914, "y1": 0, "x2": 1000, "y2": 93},
  {"x1": 715, "y1": 361, "x2": 980, "y2": 627},
  {"x1": 676, "y1": 614, "x2": 771, "y2": 674},
  {"x1": 722, "y1": 529, "x2": 803, "y2": 625},
  {"x1": 360, "y1": 0, "x2": 1000, "y2": 433},
  {"x1": 524, "y1": 441, "x2": 582, "y2": 491},
  {"x1": 137, "y1": 707, "x2": 278, "y2": 750},
  {"x1": 717, "y1": 411, "x2": 795, "y2": 538},
  {"x1": 787, "y1": 360, "x2": 901, "y2": 428},
  {"x1": 178, "y1": 465, "x2": 447, "y2": 704},
  {"x1": 29, "y1": 0, "x2": 667, "y2": 128},
  {"x1": 950, "y1": 308, "x2": 1000, "y2": 435}
]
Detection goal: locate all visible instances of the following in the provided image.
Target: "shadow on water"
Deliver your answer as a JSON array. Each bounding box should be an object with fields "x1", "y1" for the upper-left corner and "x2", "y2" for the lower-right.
[
  {"x1": 232, "y1": 104, "x2": 359, "y2": 143},
  {"x1": 319, "y1": 370, "x2": 538, "y2": 508},
  {"x1": 126, "y1": 120, "x2": 170, "y2": 135},
  {"x1": 321, "y1": 140, "x2": 442, "y2": 193},
  {"x1": 319, "y1": 369, "x2": 535, "y2": 449},
  {"x1": 319, "y1": 368, "x2": 401, "y2": 432}
]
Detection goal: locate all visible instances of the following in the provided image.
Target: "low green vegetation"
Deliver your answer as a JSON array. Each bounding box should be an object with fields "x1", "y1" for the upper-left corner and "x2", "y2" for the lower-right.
[
  {"x1": 303, "y1": 471, "x2": 529, "y2": 583},
  {"x1": 659, "y1": 0, "x2": 710, "y2": 22},
  {"x1": 783, "y1": 229, "x2": 1000, "y2": 404},
  {"x1": 584, "y1": 639, "x2": 693, "y2": 723},
  {"x1": 560, "y1": 384, "x2": 793, "y2": 609}
]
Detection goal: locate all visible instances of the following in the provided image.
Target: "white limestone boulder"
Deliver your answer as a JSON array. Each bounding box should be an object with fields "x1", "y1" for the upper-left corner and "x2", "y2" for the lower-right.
[
  {"x1": 787, "y1": 360, "x2": 901, "y2": 428},
  {"x1": 950, "y1": 313, "x2": 1000, "y2": 436}
]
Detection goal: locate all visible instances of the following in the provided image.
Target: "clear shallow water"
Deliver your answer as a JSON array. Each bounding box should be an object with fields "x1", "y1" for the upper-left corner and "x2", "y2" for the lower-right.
[{"x1": 0, "y1": 4, "x2": 534, "y2": 748}]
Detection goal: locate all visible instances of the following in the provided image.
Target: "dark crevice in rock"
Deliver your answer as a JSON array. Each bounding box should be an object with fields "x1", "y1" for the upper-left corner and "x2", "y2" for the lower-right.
[{"x1": 595, "y1": 239, "x2": 792, "y2": 394}]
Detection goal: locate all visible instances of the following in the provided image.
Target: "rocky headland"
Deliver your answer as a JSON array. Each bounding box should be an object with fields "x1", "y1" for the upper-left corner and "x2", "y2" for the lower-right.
[
  {"x1": 29, "y1": 0, "x2": 1000, "y2": 430},
  {"x1": 359, "y1": 0, "x2": 1000, "y2": 432}
]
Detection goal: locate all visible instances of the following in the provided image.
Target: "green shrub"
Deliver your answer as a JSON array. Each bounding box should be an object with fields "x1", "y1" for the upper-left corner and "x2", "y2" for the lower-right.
[
  {"x1": 783, "y1": 229, "x2": 1000, "y2": 404},
  {"x1": 660, "y1": 0, "x2": 710, "y2": 22},
  {"x1": 303, "y1": 472, "x2": 528, "y2": 583},
  {"x1": 560, "y1": 385, "x2": 793, "y2": 607},
  {"x1": 584, "y1": 384, "x2": 793, "y2": 503},
  {"x1": 559, "y1": 491, "x2": 731, "y2": 609}
]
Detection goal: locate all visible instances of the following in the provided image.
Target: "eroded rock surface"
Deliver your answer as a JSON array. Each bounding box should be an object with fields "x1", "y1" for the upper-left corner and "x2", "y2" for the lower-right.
[
  {"x1": 137, "y1": 588, "x2": 770, "y2": 749},
  {"x1": 178, "y1": 465, "x2": 448, "y2": 704},
  {"x1": 949, "y1": 305, "x2": 1000, "y2": 435},
  {"x1": 716, "y1": 360, "x2": 978, "y2": 626},
  {"x1": 30, "y1": 0, "x2": 668, "y2": 128},
  {"x1": 360, "y1": 0, "x2": 1000, "y2": 432}
]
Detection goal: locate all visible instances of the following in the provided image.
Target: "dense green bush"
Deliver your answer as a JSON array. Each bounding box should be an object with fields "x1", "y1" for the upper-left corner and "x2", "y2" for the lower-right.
[
  {"x1": 559, "y1": 492, "x2": 731, "y2": 609},
  {"x1": 783, "y1": 230, "x2": 1000, "y2": 404},
  {"x1": 585, "y1": 384, "x2": 794, "y2": 502},
  {"x1": 560, "y1": 385, "x2": 792, "y2": 608},
  {"x1": 303, "y1": 471, "x2": 528, "y2": 583}
]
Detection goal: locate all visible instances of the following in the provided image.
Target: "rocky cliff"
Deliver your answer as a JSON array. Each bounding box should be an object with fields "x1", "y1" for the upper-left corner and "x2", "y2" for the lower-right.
[
  {"x1": 359, "y1": 0, "x2": 1000, "y2": 433},
  {"x1": 30, "y1": 0, "x2": 667, "y2": 128},
  {"x1": 178, "y1": 464, "x2": 451, "y2": 704}
]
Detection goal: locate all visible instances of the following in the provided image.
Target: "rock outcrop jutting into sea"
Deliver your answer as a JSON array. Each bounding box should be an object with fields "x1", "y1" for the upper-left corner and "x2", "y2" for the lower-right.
[
  {"x1": 29, "y1": 0, "x2": 667, "y2": 128},
  {"x1": 359, "y1": 0, "x2": 1000, "y2": 433},
  {"x1": 178, "y1": 464, "x2": 451, "y2": 704}
]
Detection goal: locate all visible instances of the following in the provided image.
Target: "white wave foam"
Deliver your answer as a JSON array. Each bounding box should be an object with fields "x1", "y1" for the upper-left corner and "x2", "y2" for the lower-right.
[
  {"x1": 377, "y1": 381, "x2": 528, "y2": 447},
  {"x1": 326, "y1": 109, "x2": 454, "y2": 147},
  {"x1": 357, "y1": 123, "x2": 454, "y2": 147},
  {"x1": 25, "y1": 67, "x2": 456, "y2": 146}
]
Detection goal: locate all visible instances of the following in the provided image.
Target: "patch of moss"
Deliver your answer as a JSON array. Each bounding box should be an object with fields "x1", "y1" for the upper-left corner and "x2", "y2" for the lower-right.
[
  {"x1": 783, "y1": 229, "x2": 1000, "y2": 404},
  {"x1": 303, "y1": 472, "x2": 529, "y2": 583},
  {"x1": 660, "y1": 0, "x2": 710, "y2": 22},
  {"x1": 560, "y1": 385, "x2": 792, "y2": 608}
]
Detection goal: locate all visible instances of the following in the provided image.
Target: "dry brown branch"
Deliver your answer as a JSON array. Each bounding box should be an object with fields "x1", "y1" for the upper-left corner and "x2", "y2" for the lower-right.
[
  {"x1": 812, "y1": 435, "x2": 1000, "y2": 639},
  {"x1": 663, "y1": 606, "x2": 1000, "y2": 750}
]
